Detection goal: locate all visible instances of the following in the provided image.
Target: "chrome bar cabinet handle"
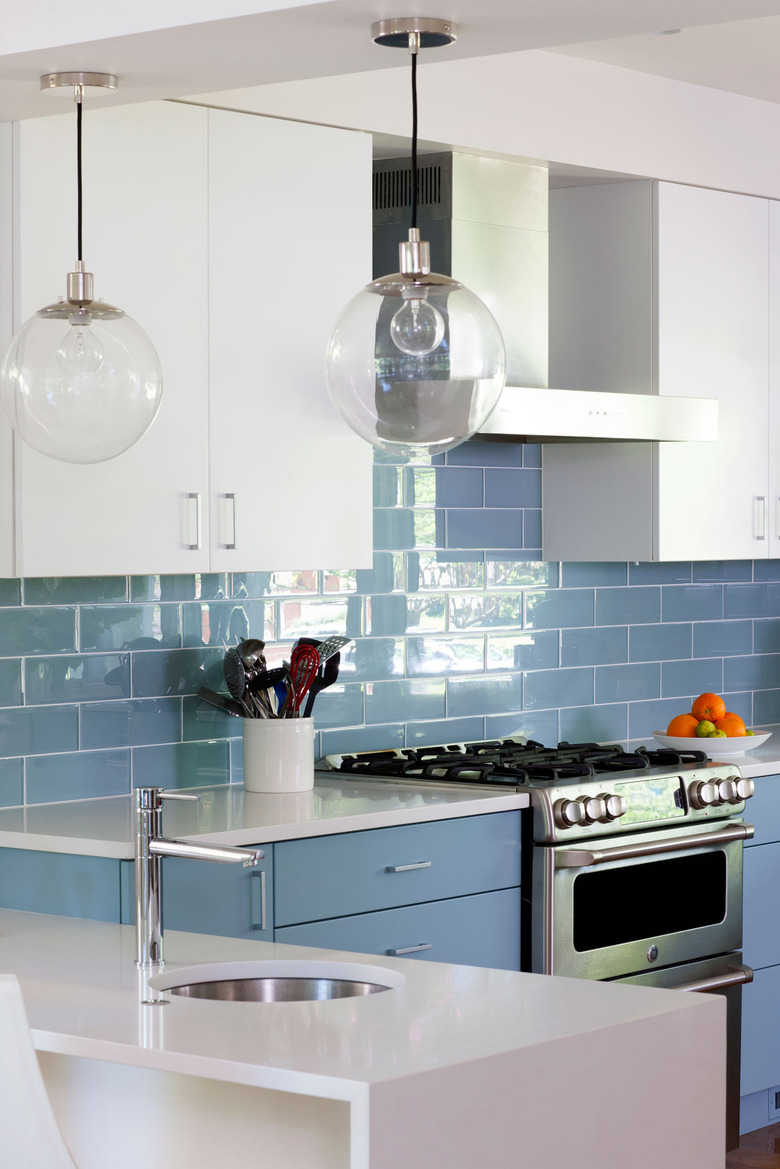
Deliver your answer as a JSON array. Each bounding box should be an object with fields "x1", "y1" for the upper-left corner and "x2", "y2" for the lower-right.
[
  {"x1": 221, "y1": 492, "x2": 237, "y2": 549},
  {"x1": 250, "y1": 869, "x2": 267, "y2": 932},
  {"x1": 677, "y1": 964, "x2": 753, "y2": 994},
  {"x1": 386, "y1": 860, "x2": 432, "y2": 873},
  {"x1": 755, "y1": 495, "x2": 767, "y2": 540},
  {"x1": 185, "y1": 492, "x2": 201, "y2": 551}
]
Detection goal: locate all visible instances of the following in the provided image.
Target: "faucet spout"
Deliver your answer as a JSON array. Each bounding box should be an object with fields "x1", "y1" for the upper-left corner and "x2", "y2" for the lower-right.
[{"x1": 134, "y1": 786, "x2": 264, "y2": 968}]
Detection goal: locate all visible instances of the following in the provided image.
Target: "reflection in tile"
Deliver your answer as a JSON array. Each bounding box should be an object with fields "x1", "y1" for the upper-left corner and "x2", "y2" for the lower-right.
[
  {"x1": 413, "y1": 509, "x2": 439, "y2": 548},
  {"x1": 231, "y1": 571, "x2": 318, "y2": 598},
  {"x1": 661, "y1": 658, "x2": 723, "y2": 699},
  {"x1": 0, "y1": 579, "x2": 21, "y2": 606},
  {"x1": 628, "y1": 563, "x2": 692, "y2": 585},
  {"x1": 339, "y1": 639, "x2": 404, "y2": 682},
  {"x1": 447, "y1": 673, "x2": 522, "y2": 717},
  {"x1": 406, "y1": 636, "x2": 485, "y2": 675},
  {"x1": 373, "y1": 509, "x2": 415, "y2": 551},
  {"x1": 183, "y1": 695, "x2": 242, "y2": 742},
  {"x1": 595, "y1": 663, "x2": 659, "y2": 704},
  {"x1": 407, "y1": 552, "x2": 484, "y2": 593},
  {"x1": 355, "y1": 553, "x2": 405, "y2": 595},
  {"x1": 25, "y1": 577, "x2": 127, "y2": 605},
  {"x1": 487, "y1": 560, "x2": 556, "y2": 589},
  {"x1": 182, "y1": 600, "x2": 272, "y2": 647},
  {"x1": 752, "y1": 561, "x2": 780, "y2": 582},
  {"x1": 487, "y1": 708, "x2": 558, "y2": 745},
  {"x1": 26, "y1": 750, "x2": 130, "y2": 804},
  {"x1": 449, "y1": 593, "x2": 523, "y2": 630},
  {"x1": 365, "y1": 679, "x2": 445, "y2": 724},
  {"x1": 131, "y1": 647, "x2": 222, "y2": 698},
  {"x1": 321, "y1": 570, "x2": 357, "y2": 594},
  {"x1": 406, "y1": 595, "x2": 447, "y2": 633},
  {"x1": 81, "y1": 698, "x2": 182, "y2": 749},
  {"x1": 0, "y1": 706, "x2": 78, "y2": 757},
  {"x1": 80, "y1": 605, "x2": 174, "y2": 653},
  {"x1": 523, "y1": 667, "x2": 593, "y2": 711},
  {"x1": 560, "y1": 704, "x2": 628, "y2": 744},
  {"x1": 278, "y1": 598, "x2": 354, "y2": 641},
  {"x1": 0, "y1": 659, "x2": 21, "y2": 707},
  {"x1": 406, "y1": 717, "x2": 485, "y2": 746},
  {"x1": 0, "y1": 758, "x2": 23, "y2": 807},
  {"x1": 0, "y1": 606, "x2": 76, "y2": 656},
  {"x1": 132, "y1": 740, "x2": 230, "y2": 789},
  {"x1": 310, "y1": 683, "x2": 365, "y2": 730},
  {"x1": 487, "y1": 630, "x2": 558, "y2": 672},
  {"x1": 374, "y1": 465, "x2": 402, "y2": 507},
  {"x1": 526, "y1": 589, "x2": 594, "y2": 631},
  {"x1": 25, "y1": 654, "x2": 128, "y2": 704},
  {"x1": 320, "y1": 723, "x2": 405, "y2": 756},
  {"x1": 367, "y1": 596, "x2": 409, "y2": 637}
]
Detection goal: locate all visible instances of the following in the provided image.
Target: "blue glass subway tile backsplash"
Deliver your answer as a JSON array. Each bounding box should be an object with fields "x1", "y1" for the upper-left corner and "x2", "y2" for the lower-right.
[{"x1": 3, "y1": 438, "x2": 780, "y2": 806}]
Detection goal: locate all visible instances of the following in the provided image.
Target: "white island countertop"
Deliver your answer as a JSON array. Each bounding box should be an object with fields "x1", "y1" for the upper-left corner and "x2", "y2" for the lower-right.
[
  {"x1": 3, "y1": 909, "x2": 724, "y2": 1169},
  {"x1": 0, "y1": 776, "x2": 528, "y2": 859}
]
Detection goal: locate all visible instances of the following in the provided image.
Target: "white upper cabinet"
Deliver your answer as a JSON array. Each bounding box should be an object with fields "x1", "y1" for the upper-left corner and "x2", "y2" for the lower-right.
[
  {"x1": 9, "y1": 101, "x2": 373, "y2": 577},
  {"x1": 544, "y1": 180, "x2": 769, "y2": 562}
]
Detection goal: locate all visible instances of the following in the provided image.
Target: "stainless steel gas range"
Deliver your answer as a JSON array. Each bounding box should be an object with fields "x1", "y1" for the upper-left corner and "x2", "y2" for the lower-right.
[{"x1": 318, "y1": 737, "x2": 755, "y2": 1149}]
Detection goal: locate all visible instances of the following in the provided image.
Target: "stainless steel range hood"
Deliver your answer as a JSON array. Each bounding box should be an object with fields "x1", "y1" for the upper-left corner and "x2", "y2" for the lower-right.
[{"x1": 372, "y1": 152, "x2": 716, "y2": 444}]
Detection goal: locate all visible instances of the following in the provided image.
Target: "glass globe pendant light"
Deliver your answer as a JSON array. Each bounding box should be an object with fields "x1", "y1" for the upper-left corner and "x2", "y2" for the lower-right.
[
  {"x1": 325, "y1": 18, "x2": 506, "y2": 459},
  {"x1": 0, "y1": 72, "x2": 163, "y2": 464}
]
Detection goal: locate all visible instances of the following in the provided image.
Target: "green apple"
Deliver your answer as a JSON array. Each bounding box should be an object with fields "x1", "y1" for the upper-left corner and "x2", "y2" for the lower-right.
[
  {"x1": 696, "y1": 720, "x2": 716, "y2": 737},
  {"x1": 708, "y1": 729, "x2": 727, "y2": 737}
]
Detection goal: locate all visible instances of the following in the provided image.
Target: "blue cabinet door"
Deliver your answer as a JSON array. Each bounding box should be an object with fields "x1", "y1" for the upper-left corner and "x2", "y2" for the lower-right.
[
  {"x1": 275, "y1": 812, "x2": 522, "y2": 927},
  {"x1": 119, "y1": 848, "x2": 273, "y2": 941},
  {"x1": 743, "y1": 775, "x2": 780, "y2": 847},
  {"x1": 275, "y1": 887, "x2": 522, "y2": 971},
  {"x1": 743, "y1": 842, "x2": 780, "y2": 970},
  {"x1": 742, "y1": 964, "x2": 780, "y2": 1095},
  {"x1": 0, "y1": 848, "x2": 122, "y2": 922}
]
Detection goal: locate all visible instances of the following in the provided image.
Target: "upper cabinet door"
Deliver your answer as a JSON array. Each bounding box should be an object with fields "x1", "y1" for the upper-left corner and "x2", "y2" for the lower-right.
[
  {"x1": 15, "y1": 102, "x2": 211, "y2": 576},
  {"x1": 768, "y1": 202, "x2": 780, "y2": 559},
  {"x1": 207, "y1": 109, "x2": 373, "y2": 572}
]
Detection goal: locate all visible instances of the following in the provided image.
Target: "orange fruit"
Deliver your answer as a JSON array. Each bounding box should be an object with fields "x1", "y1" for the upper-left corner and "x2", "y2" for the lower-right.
[
  {"x1": 714, "y1": 714, "x2": 747, "y2": 737},
  {"x1": 691, "y1": 692, "x2": 726, "y2": 723},
  {"x1": 666, "y1": 713, "x2": 700, "y2": 737}
]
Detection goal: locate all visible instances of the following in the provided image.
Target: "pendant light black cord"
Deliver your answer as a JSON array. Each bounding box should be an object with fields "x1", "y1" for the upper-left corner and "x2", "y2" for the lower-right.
[
  {"x1": 410, "y1": 49, "x2": 418, "y2": 232},
  {"x1": 76, "y1": 93, "x2": 83, "y2": 263}
]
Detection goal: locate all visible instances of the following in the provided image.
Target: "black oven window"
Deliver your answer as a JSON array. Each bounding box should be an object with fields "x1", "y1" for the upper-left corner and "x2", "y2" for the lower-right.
[{"x1": 572, "y1": 851, "x2": 727, "y2": 951}]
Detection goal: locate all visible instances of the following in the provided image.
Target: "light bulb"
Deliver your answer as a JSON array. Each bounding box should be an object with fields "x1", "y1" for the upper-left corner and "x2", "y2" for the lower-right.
[
  {"x1": 390, "y1": 289, "x2": 445, "y2": 355},
  {"x1": 56, "y1": 313, "x2": 104, "y2": 375}
]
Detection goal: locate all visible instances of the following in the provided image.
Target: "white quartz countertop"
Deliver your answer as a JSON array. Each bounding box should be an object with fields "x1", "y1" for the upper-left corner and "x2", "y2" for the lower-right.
[
  {"x1": 704, "y1": 723, "x2": 780, "y2": 778},
  {"x1": 1, "y1": 909, "x2": 718, "y2": 1100},
  {"x1": 0, "y1": 777, "x2": 528, "y2": 859}
]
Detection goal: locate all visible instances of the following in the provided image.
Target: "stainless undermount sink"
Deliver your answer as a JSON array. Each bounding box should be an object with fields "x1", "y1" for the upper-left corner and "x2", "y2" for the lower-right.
[{"x1": 148, "y1": 959, "x2": 406, "y2": 1002}]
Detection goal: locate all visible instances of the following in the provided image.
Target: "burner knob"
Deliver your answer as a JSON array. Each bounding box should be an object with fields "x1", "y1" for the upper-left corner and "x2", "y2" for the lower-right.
[
  {"x1": 581, "y1": 796, "x2": 607, "y2": 824},
  {"x1": 736, "y1": 777, "x2": 755, "y2": 801},
  {"x1": 554, "y1": 798, "x2": 587, "y2": 828},
  {"x1": 603, "y1": 794, "x2": 627, "y2": 820},
  {"x1": 688, "y1": 780, "x2": 721, "y2": 809},
  {"x1": 717, "y1": 778, "x2": 740, "y2": 805}
]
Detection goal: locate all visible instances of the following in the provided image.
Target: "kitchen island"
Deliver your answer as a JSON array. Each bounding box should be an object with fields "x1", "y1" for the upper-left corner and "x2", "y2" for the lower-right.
[{"x1": 3, "y1": 908, "x2": 725, "y2": 1169}]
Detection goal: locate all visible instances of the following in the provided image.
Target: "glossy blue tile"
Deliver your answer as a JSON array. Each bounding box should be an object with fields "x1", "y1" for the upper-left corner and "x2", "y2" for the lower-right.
[
  {"x1": 724, "y1": 583, "x2": 780, "y2": 619},
  {"x1": 560, "y1": 704, "x2": 628, "y2": 745},
  {"x1": 752, "y1": 690, "x2": 780, "y2": 724},
  {"x1": 231, "y1": 571, "x2": 316, "y2": 599},
  {"x1": 0, "y1": 579, "x2": 21, "y2": 605},
  {"x1": 80, "y1": 605, "x2": 176, "y2": 653},
  {"x1": 596, "y1": 663, "x2": 659, "y2": 704},
  {"x1": 374, "y1": 465, "x2": 402, "y2": 507},
  {"x1": 365, "y1": 679, "x2": 445, "y2": 724},
  {"x1": 754, "y1": 619, "x2": 780, "y2": 654},
  {"x1": 131, "y1": 574, "x2": 230, "y2": 602},
  {"x1": 132, "y1": 740, "x2": 230, "y2": 789},
  {"x1": 183, "y1": 695, "x2": 242, "y2": 742},
  {"x1": 661, "y1": 585, "x2": 722, "y2": 622},
  {"x1": 754, "y1": 561, "x2": 780, "y2": 582},
  {"x1": 339, "y1": 639, "x2": 404, "y2": 682},
  {"x1": 373, "y1": 509, "x2": 415, "y2": 551},
  {"x1": 429, "y1": 467, "x2": 484, "y2": 508},
  {"x1": 407, "y1": 631, "x2": 485, "y2": 676},
  {"x1": 596, "y1": 587, "x2": 660, "y2": 626},
  {"x1": 522, "y1": 510, "x2": 542, "y2": 549},
  {"x1": 561, "y1": 563, "x2": 626, "y2": 588},
  {"x1": 449, "y1": 593, "x2": 523, "y2": 631},
  {"x1": 487, "y1": 560, "x2": 556, "y2": 589},
  {"x1": 447, "y1": 509, "x2": 523, "y2": 550},
  {"x1": 320, "y1": 723, "x2": 405, "y2": 756},
  {"x1": 447, "y1": 673, "x2": 523, "y2": 717},
  {"x1": 719, "y1": 692, "x2": 752, "y2": 724},
  {"x1": 629, "y1": 623, "x2": 692, "y2": 662},
  {"x1": 484, "y1": 469, "x2": 541, "y2": 509},
  {"x1": 724, "y1": 654, "x2": 780, "y2": 692},
  {"x1": 25, "y1": 654, "x2": 128, "y2": 705},
  {"x1": 0, "y1": 758, "x2": 23, "y2": 807},
  {"x1": 26, "y1": 749, "x2": 130, "y2": 804},
  {"x1": 131, "y1": 647, "x2": 222, "y2": 698},
  {"x1": 183, "y1": 599, "x2": 271, "y2": 647},
  {"x1": 521, "y1": 444, "x2": 541, "y2": 468},
  {"x1": 561, "y1": 626, "x2": 627, "y2": 667},
  {"x1": 444, "y1": 440, "x2": 524, "y2": 467},
  {"x1": 661, "y1": 658, "x2": 723, "y2": 699},
  {"x1": 526, "y1": 589, "x2": 594, "y2": 631},
  {"x1": 406, "y1": 717, "x2": 485, "y2": 747},
  {"x1": 628, "y1": 563, "x2": 692, "y2": 585},
  {"x1": 321, "y1": 570, "x2": 357, "y2": 595},
  {"x1": 628, "y1": 698, "x2": 694, "y2": 740},
  {"x1": 356, "y1": 553, "x2": 405, "y2": 595},
  {"x1": 0, "y1": 607, "x2": 76, "y2": 656},
  {"x1": 405, "y1": 596, "x2": 447, "y2": 633},
  {"x1": 487, "y1": 630, "x2": 559, "y2": 672},
  {"x1": 368, "y1": 595, "x2": 410, "y2": 637},
  {"x1": 311, "y1": 682, "x2": 365, "y2": 730},
  {"x1": 0, "y1": 659, "x2": 21, "y2": 706},
  {"x1": 407, "y1": 552, "x2": 484, "y2": 593},
  {"x1": 693, "y1": 561, "x2": 752, "y2": 583},
  {"x1": 81, "y1": 698, "x2": 182, "y2": 749},
  {"x1": 24, "y1": 577, "x2": 127, "y2": 605},
  {"x1": 486, "y1": 709, "x2": 558, "y2": 746},
  {"x1": 693, "y1": 621, "x2": 752, "y2": 658},
  {"x1": 522, "y1": 667, "x2": 593, "y2": 711},
  {"x1": 0, "y1": 706, "x2": 78, "y2": 757}
]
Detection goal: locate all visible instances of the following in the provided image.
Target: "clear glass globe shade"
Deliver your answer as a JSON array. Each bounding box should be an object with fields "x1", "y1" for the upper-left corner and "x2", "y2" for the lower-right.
[
  {"x1": 0, "y1": 307, "x2": 163, "y2": 464},
  {"x1": 390, "y1": 295, "x2": 445, "y2": 356},
  {"x1": 326, "y1": 275, "x2": 506, "y2": 458}
]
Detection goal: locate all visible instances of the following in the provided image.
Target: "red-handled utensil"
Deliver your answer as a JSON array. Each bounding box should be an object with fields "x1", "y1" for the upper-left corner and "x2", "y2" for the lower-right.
[{"x1": 288, "y1": 644, "x2": 320, "y2": 716}]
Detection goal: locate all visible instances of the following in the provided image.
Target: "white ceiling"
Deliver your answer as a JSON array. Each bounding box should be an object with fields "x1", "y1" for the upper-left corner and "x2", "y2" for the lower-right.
[{"x1": 2, "y1": 0, "x2": 780, "y2": 121}]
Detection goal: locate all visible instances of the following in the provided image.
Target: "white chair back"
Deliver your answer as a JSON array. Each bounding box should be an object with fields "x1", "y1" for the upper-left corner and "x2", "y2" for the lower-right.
[{"x1": 0, "y1": 973, "x2": 78, "y2": 1169}]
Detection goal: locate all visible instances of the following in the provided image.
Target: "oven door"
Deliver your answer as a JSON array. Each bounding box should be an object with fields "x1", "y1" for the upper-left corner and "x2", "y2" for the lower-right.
[{"x1": 532, "y1": 818, "x2": 752, "y2": 980}]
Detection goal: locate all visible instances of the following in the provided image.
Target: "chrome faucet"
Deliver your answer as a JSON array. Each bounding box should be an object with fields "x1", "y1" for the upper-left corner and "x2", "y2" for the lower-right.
[{"x1": 135, "y1": 786, "x2": 264, "y2": 968}]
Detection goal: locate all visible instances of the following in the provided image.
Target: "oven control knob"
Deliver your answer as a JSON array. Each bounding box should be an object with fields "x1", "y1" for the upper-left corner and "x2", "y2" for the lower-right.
[
  {"x1": 717, "y1": 778, "x2": 740, "y2": 805},
  {"x1": 554, "y1": 798, "x2": 586, "y2": 828},
  {"x1": 603, "y1": 794, "x2": 627, "y2": 820},
  {"x1": 736, "y1": 777, "x2": 755, "y2": 801},
  {"x1": 581, "y1": 796, "x2": 607, "y2": 824},
  {"x1": 688, "y1": 780, "x2": 721, "y2": 809}
]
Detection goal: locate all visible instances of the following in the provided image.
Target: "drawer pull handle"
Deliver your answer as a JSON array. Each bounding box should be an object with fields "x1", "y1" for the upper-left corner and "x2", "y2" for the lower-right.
[
  {"x1": 186, "y1": 492, "x2": 201, "y2": 550},
  {"x1": 755, "y1": 495, "x2": 767, "y2": 540},
  {"x1": 250, "y1": 869, "x2": 266, "y2": 932},
  {"x1": 386, "y1": 943, "x2": 432, "y2": 956},
  {"x1": 221, "y1": 492, "x2": 237, "y2": 550},
  {"x1": 386, "y1": 860, "x2": 432, "y2": 873}
]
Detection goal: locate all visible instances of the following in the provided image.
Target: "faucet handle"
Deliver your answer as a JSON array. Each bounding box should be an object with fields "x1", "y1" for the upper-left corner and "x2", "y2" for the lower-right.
[{"x1": 159, "y1": 790, "x2": 200, "y2": 803}]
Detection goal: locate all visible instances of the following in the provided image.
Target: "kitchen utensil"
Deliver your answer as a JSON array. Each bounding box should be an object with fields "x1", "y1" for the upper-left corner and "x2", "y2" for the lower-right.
[
  {"x1": 289, "y1": 644, "x2": 320, "y2": 716},
  {"x1": 196, "y1": 687, "x2": 244, "y2": 718},
  {"x1": 223, "y1": 647, "x2": 254, "y2": 717},
  {"x1": 652, "y1": 730, "x2": 771, "y2": 754},
  {"x1": 302, "y1": 651, "x2": 341, "y2": 718},
  {"x1": 296, "y1": 635, "x2": 351, "y2": 663},
  {"x1": 238, "y1": 638, "x2": 266, "y2": 668}
]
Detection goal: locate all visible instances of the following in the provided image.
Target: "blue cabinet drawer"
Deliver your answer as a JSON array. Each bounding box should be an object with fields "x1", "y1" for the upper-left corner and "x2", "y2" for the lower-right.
[
  {"x1": 743, "y1": 843, "x2": 780, "y2": 970},
  {"x1": 274, "y1": 811, "x2": 521, "y2": 927},
  {"x1": 744, "y1": 775, "x2": 780, "y2": 847},
  {"x1": 742, "y1": 963, "x2": 780, "y2": 1095},
  {"x1": 119, "y1": 849, "x2": 273, "y2": 941},
  {"x1": 0, "y1": 848, "x2": 121, "y2": 922},
  {"x1": 275, "y1": 887, "x2": 521, "y2": 971}
]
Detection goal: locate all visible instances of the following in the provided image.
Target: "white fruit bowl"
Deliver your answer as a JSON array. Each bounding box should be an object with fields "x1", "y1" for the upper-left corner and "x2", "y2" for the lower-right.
[{"x1": 652, "y1": 731, "x2": 772, "y2": 755}]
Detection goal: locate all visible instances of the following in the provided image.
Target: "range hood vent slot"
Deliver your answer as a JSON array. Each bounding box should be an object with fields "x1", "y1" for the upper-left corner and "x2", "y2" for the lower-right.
[{"x1": 373, "y1": 163, "x2": 442, "y2": 213}]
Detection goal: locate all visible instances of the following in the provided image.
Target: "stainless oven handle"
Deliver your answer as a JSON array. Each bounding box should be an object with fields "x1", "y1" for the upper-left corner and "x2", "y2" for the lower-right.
[
  {"x1": 677, "y1": 964, "x2": 753, "y2": 994},
  {"x1": 555, "y1": 822, "x2": 754, "y2": 869}
]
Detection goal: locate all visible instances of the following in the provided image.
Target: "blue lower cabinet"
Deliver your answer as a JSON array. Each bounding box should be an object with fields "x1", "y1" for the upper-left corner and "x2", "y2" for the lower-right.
[
  {"x1": 0, "y1": 848, "x2": 122, "y2": 922},
  {"x1": 275, "y1": 887, "x2": 521, "y2": 971},
  {"x1": 743, "y1": 775, "x2": 780, "y2": 848},
  {"x1": 741, "y1": 964, "x2": 780, "y2": 1096},
  {"x1": 743, "y1": 843, "x2": 780, "y2": 970},
  {"x1": 119, "y1": 847, "x2": 273, "y2": 941}
]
